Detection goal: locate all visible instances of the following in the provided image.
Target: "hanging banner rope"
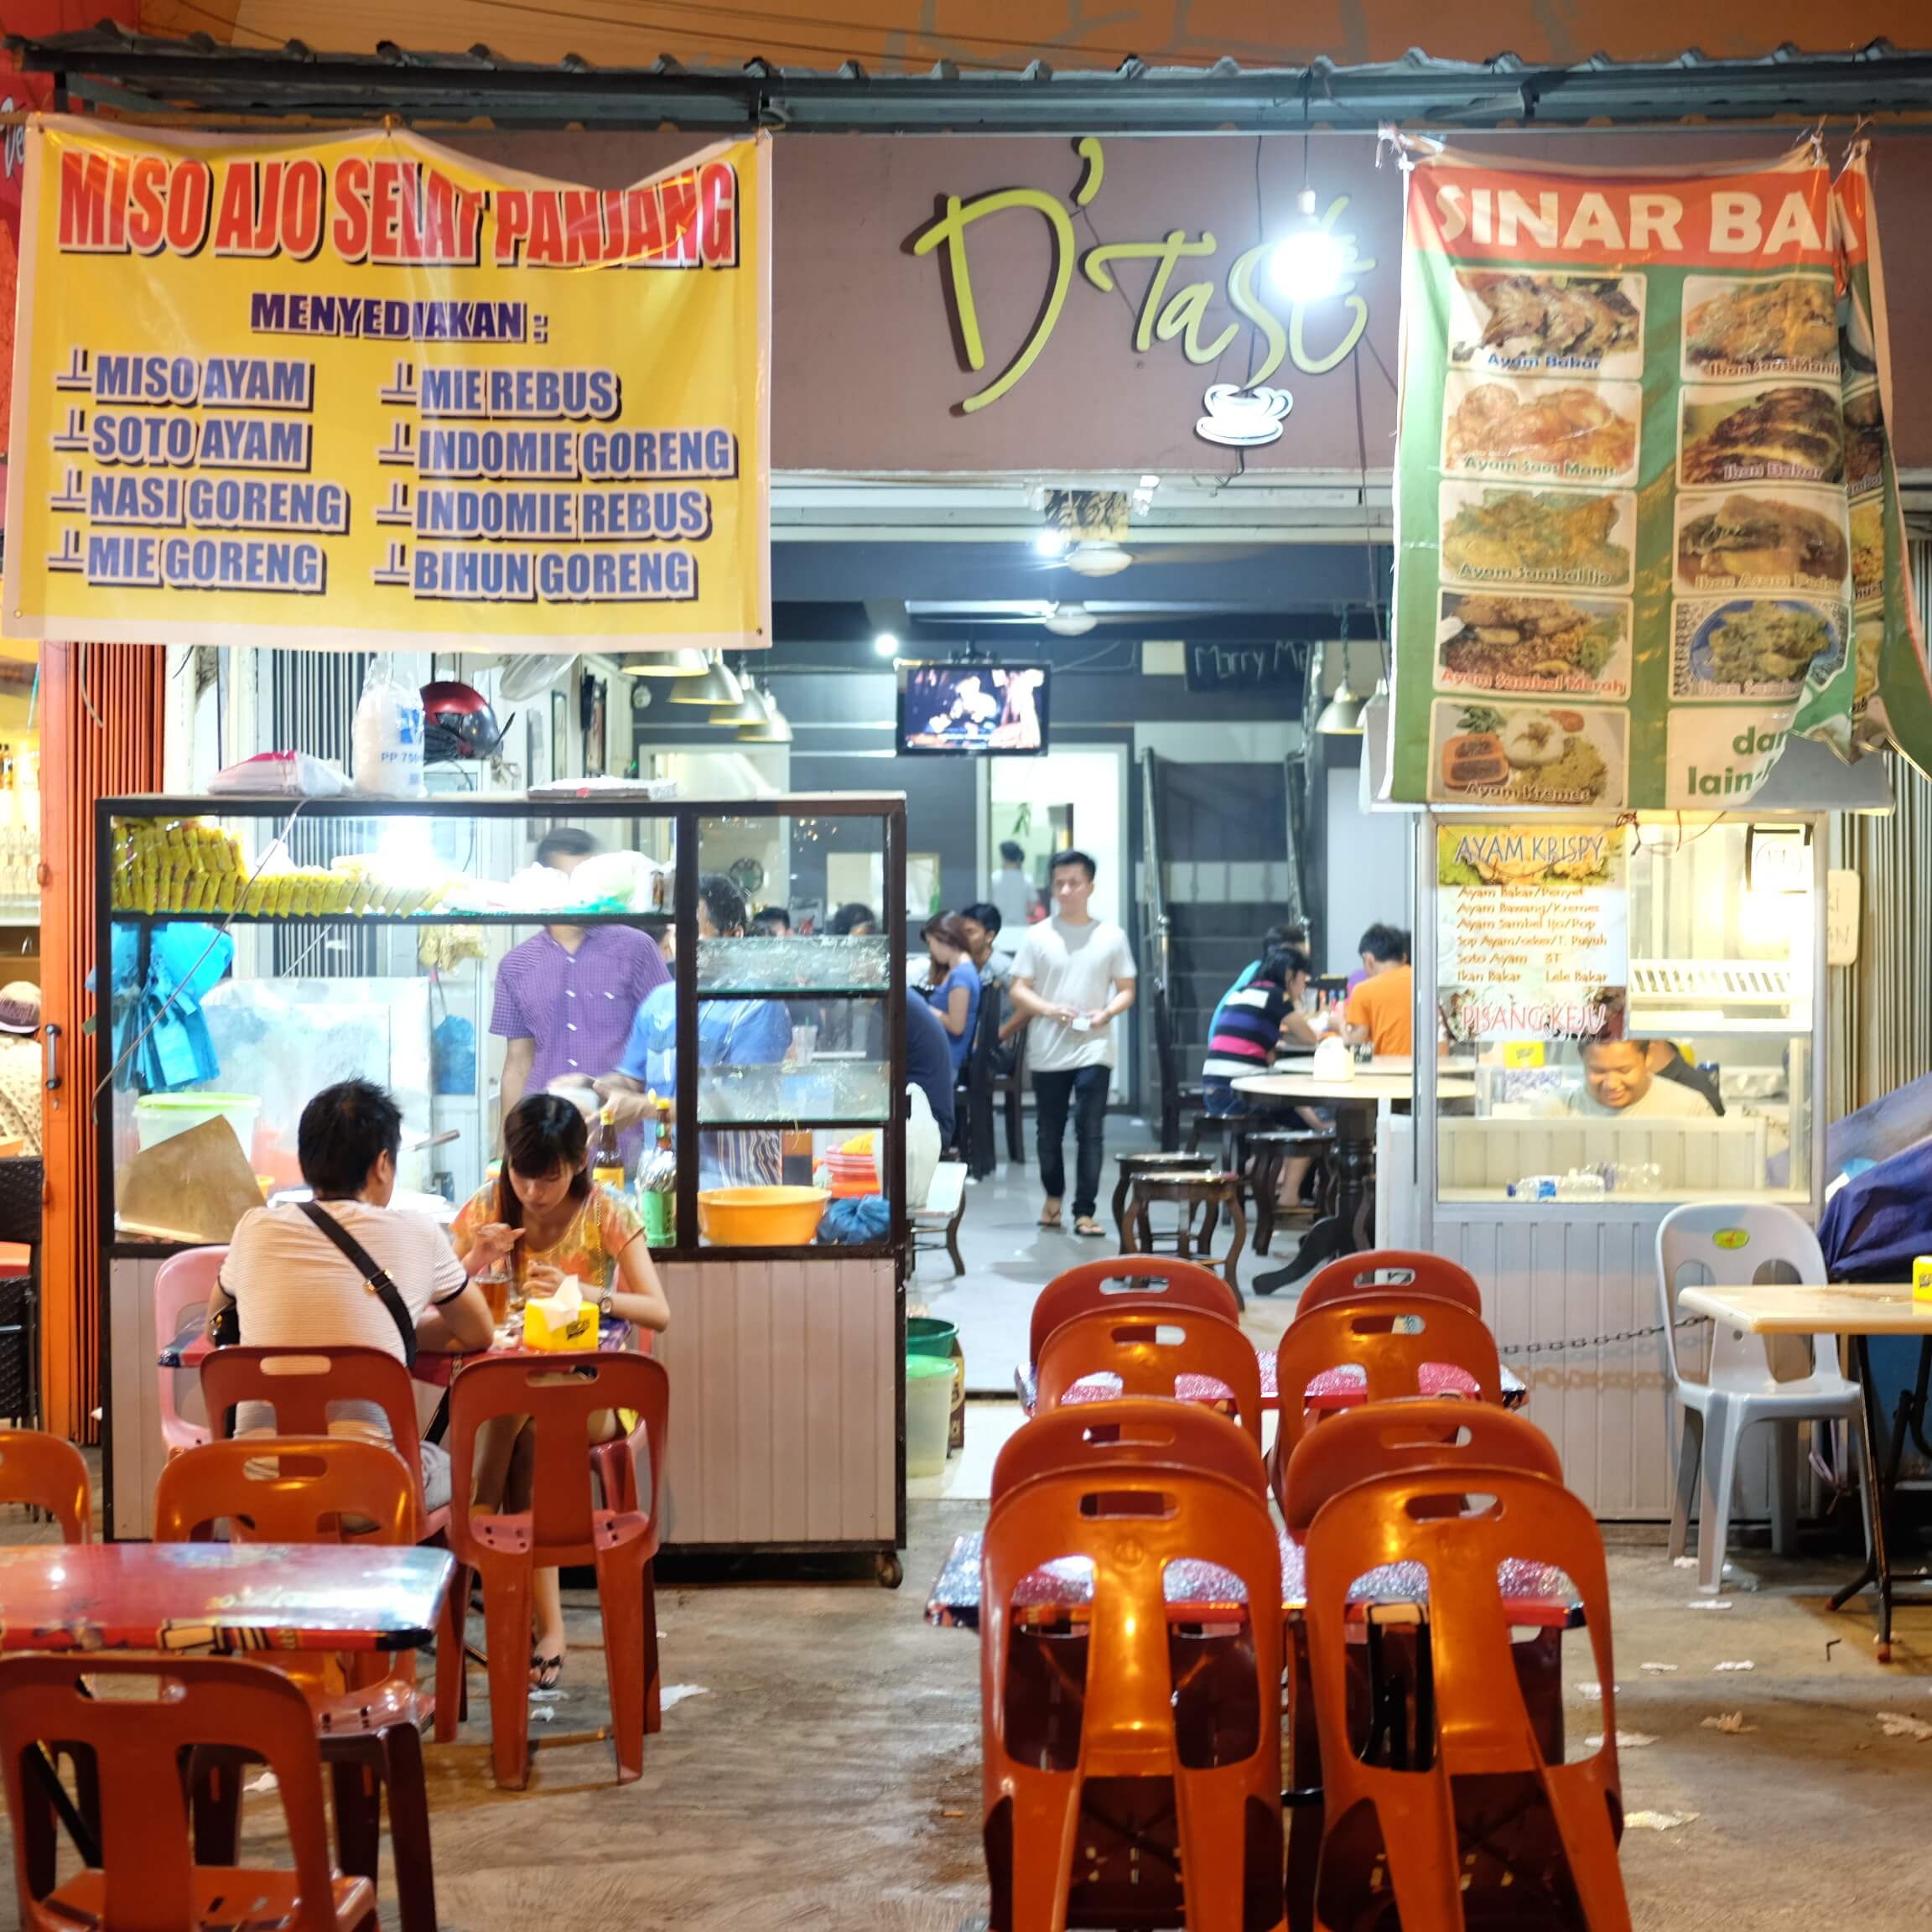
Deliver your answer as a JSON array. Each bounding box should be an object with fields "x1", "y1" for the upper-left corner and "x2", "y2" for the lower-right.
[{"x1": 3, "y1": 118, "x2": 771, "y2": 652}]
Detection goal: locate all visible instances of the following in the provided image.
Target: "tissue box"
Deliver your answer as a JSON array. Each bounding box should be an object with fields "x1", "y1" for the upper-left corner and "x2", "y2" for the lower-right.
[{"x1": 522, "y1": 1297, "x2": 598, "y2": 1352}]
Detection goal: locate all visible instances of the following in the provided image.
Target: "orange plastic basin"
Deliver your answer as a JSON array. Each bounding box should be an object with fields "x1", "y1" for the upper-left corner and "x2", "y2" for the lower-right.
[{"x1": 696, "y1": 1185, "x2": 829, "y2": 1246}]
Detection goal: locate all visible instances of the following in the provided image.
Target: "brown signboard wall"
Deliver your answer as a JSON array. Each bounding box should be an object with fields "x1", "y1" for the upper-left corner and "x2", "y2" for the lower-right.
[{"x1": 451, "y1": 127, "x2": 1932, "y2": 478}]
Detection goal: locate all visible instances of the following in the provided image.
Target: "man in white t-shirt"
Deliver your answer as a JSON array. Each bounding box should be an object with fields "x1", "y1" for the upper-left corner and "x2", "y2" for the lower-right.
[
  {"x1": 1548, "y1": 1039, "x2": 1718, "y2": 1120},
  {"x1": 1008, "y1": 849, "x2": 1137, "y2": 1236},
  {"x1": 210, "y1": 1079, "x2": 500, "y2": 1509}
]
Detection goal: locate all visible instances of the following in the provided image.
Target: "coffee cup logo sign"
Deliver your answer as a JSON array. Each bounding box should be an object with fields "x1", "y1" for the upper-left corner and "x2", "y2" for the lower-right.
[{"x1": 911, "y1": 136, "x2": 1373, "y2": 450}]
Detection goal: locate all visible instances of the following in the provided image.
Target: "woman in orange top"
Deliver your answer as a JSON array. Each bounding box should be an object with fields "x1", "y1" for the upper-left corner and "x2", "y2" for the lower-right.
[
  {"x1": 451, "y1": 1093, "x2": 670, "y2": 1688},
  {"x1": 1341, "y1": 923, "x2": 1414, "y2": 1057}
]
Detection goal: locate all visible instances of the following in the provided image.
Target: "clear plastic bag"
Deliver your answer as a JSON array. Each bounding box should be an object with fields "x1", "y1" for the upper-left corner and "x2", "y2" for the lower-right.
[{"x1": 351, "y1": 657, "x2": 426, "y2": 798}]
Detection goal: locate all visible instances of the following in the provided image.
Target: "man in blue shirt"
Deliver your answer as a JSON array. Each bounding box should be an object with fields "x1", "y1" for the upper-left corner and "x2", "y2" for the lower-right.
[{"x1": 598, "y1": 873, "x2": 792, "y2": 1186}]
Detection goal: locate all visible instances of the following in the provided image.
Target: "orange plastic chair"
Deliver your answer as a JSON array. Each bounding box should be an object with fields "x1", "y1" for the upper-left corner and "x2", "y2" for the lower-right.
[
  {"x1": 983, "y1": 1467, "x2": 1285, "y2": 1932},
  {"x1": 1303, "y1": 1468, "x2": 1628, "y2": 1932},
  {"x1": 1276, "y1": 1400, "x2": 1567, "y2": 1931},
  {"x1": 0, "y1": 1653, "x2": 377, "y2": 1932},
  {"x1": 198, "y1": 1347, "x2": 441, "y2": 1539},
  {"x1": 153, "y1": 1246, "x2": 226, "y2": 1457},
  {"x1": 1278, "y1": 1396, "x2": 1560, "y2": 1533},
  {"x1": 152, "y1": 1437, "x2": 438, "y2": 1932},
  {"x1": 992, "y1": 1396, "x2": 1269, "y2": 1507},
  {"x1": 1296, "y1": 1249, "x2": 1483, "y2": 1318},
  {"x1": 438, "y1": 1352, "x2": 669, "y2": 1789},
  {"x1": 0, "y1": 1430, "x2": 91, "y2": 1540},
  {"x1": 1027, "y1": 1256, "x2": 1242, "y2": 1367},
  {"x1": 1036, "y1": 1306, "x2": 1266, "y2": 1446},
  {"x1": 1274, "y1": 1297, "x2": 1504, "y2": 1463}
]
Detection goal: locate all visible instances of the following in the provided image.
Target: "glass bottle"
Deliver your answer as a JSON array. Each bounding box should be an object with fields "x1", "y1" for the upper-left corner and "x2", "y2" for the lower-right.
[
  {"x1": 638, "y1": 1097, "x2": 678, "y2": 1247},
  {"x1": 594, "y1": 1104, "x2": 625, "y2": 1194}
]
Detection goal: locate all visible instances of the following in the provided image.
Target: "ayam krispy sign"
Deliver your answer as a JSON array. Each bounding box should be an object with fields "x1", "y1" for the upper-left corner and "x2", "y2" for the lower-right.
[{"x1": 909, "y1": 136, "x2": 1378, "y2": 452}]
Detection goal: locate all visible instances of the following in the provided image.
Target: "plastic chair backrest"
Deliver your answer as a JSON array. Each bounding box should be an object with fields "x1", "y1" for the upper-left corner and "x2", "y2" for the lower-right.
[
  {"x1": 981, "y1": 1476, "x2": 1282, "y2": 1777},
  {"x1": 153, "y1": 1247, "x2": 226, "y2": 1452},
  {"x1": 1278, "y1": 1395, "x2": 1561, "y2": 1532},
  {"x1": 1036, "y1": 1306, "x2": 1265, "y2": 1446},
  {"x1": 153, "y1": 1246, "x2": 226, "y2": 1348},
  {"x1": 992, "y1": 1396, "x2": 1268, "y2": 1507},
  {"x1": 446, "y1": 1352, "x2": 669, "y2": 1563},
  {"x1": 198, "y1": 1345, "x2": 428, "y2": 1525},
  {"x1": 1656, "y1": 1201, "x2": 1827, "y2": 1394},
  {"x1": 1298, "y1": 1248, "x2": 1483, "y2": 1318},
  {"x1": 1304, "y1": 1467, "x2": 1628, "y2": 1932},
  {"x1": 1275, "y1": 1296, "x2": 1504, "y2": 1459},
  {"x1": 1029, "y1": 1256, "x2": 1240, "y2": 1367},
  {"x1": 0, "y1": 1653, "x2": 345, "y2": 1932},
  {"x1": 0, "y1": 1430, "x2": 91, "y2": 1542},
  {"x1": 153, "y1": 1436, "x2": 416, "y2": 1546}
]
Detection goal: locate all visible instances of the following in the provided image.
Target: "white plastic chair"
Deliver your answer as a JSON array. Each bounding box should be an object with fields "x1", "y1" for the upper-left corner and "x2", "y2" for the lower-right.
[
  {"x1": 1656, "y1": 1202, "x2": 1866, "y2": 1592},
  {"x1": 153, "y1": 1245, "x2": 226, "y2": 1457}
]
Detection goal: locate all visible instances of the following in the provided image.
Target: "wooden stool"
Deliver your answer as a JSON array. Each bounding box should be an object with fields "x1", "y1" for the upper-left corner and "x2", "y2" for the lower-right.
[
  {"x1": 1111, "y1": 1150, "x2": 1218, "y2": 1248},
  {"x1": 1125, "y1": 1171, "x2": 1248, "y2": 1306},
  {"x1": 1246, "y1": 1130, "x2": 1336, "y2": 1255},
  {"x1": 1187, "y1": 1109, "x2": 1276, "y2": 1176}
]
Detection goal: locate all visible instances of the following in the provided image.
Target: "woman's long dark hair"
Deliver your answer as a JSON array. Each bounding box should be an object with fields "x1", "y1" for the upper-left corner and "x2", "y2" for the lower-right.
[{"x1": 498, "y1": 1093, "x2": 594, "y2": 1232}]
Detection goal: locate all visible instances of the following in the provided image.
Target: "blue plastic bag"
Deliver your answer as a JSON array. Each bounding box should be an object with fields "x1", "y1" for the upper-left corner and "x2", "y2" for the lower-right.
[{"x1": 820, "y1": 1196, "x2": 890, "y2": 1245}]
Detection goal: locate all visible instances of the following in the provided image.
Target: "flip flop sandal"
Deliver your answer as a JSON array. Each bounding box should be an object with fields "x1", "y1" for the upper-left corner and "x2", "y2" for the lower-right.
[
  {"x1": 1072, "y1": 1218, "x2": 1107, "y2": 1239},
  {"x1": 1037, "y1": 1208, "x2": 1063, "y2": 1228},
  {"x1": 530, "y1": 1651, "x2": 564, "y2": 1692}
]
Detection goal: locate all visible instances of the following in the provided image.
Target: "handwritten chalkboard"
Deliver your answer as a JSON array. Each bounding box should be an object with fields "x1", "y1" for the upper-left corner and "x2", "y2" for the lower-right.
[{"x1": 1183, "y1": 640, "x2": 1301, "y2": 694}]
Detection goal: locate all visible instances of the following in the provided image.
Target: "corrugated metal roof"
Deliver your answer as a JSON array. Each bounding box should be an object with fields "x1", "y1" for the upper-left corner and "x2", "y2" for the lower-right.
[{"x1": 12, "y1": 26, "x2": 1932, "y2": 130}]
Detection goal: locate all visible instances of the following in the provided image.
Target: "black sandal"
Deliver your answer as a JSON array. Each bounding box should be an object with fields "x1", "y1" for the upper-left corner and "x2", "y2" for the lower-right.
[{"x1": 530, "y1": 1651, "x2": 564, "y2": 1691}]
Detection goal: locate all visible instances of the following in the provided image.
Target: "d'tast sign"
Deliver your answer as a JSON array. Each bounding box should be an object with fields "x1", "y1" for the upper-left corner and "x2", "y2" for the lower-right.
[{"x1": 908, "y1": 137, "x2": 1375, "y2": 449}]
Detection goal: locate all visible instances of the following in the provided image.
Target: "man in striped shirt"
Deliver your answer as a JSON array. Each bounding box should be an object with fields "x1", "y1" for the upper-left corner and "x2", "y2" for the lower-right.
[{"x1": 1201, "y1": 943, "x2": 1312, "y2": 1115}]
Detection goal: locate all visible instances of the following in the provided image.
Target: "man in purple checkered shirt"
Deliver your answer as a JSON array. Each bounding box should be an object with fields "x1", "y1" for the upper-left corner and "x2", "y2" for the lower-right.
[{"x1": 492, "y1": 828, "x2": 667, "y2": 1131}]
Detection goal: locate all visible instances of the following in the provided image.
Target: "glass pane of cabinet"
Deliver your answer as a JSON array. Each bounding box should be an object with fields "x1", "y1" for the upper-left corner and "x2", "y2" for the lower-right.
[{"x1": 1435, "y1": 818, "x2": 1816, "y2": 1206}]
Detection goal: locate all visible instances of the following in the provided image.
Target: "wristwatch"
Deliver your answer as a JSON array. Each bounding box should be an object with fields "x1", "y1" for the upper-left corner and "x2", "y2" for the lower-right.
[{"x1": 600, "y1": 1290, "x2": 615, "y2": 1317}]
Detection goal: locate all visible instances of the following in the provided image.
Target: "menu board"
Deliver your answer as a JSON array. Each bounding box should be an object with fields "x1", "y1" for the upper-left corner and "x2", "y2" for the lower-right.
[
  {"x1": 1834, "y1": 147, "x2": 1932, "y2": 776},
  {"x1": 1436, "y1": 823, "x2": 1628, "y2": 1043},
  {"x1": 3, "y1": 120, "x2": 770, "y2": 652},
  {"x1": 1389, "y1": 146, "x2": 1862, "y2": 808}
]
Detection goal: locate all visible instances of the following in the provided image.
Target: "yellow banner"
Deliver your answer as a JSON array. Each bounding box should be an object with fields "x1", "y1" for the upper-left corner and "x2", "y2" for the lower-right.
[{"x1": 3, "y1": 120, "x2": 770, "y2": 652}]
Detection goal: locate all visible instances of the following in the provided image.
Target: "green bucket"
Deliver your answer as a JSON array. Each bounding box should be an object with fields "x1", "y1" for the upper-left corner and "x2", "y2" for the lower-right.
[{"x1": 906, "y1": 1317, "x2": 958, "y2": 1359}]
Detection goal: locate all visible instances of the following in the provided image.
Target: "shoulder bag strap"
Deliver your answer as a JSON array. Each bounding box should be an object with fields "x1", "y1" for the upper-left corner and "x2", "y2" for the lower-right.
[{"x1": 296, "y1": 1201, "x2": 419, "y2": 1368}]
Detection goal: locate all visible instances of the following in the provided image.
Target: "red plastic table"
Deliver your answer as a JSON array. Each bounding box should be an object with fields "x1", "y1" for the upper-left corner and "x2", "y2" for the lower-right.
[{"x1": 0, "y1": 1541, "x2": 454, "y2": 1655}]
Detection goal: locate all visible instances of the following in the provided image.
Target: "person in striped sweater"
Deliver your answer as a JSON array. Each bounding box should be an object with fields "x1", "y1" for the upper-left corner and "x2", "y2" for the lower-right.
[{"x1": 1202, "y1": 943, "x2": 1322, "y2": 1210}]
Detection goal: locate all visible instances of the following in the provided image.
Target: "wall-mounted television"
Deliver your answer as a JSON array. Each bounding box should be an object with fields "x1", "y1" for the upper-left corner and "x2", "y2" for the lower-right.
[{"x1": 896, "y1": 662, "x2": 1049, "y2": 756}]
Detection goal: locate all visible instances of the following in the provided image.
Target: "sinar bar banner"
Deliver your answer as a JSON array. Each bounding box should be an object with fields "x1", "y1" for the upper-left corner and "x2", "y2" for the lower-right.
[
  {"x1": 3, "y1": 121, "x2": 771, "y2": 652},
  {"x1": 1389, "y1": 145, "x2": 1862, "y2": 808}
]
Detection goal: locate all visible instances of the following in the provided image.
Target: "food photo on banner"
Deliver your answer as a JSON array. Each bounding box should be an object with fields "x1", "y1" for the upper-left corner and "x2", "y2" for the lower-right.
[
  {"x1": 1384, "y1": 138, "x2": 1930, "y2": 808},
  {"x1": 2, "y1": 119, "x2": 771, "y2": 651}
]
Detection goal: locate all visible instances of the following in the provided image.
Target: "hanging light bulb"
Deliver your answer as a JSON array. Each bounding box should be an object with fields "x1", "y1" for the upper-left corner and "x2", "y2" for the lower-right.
[
  {"x1": 619, "y1": 647, "x2": 708, "y2": 678},
  {"x1": 1313, "y1": 640, "x2": 1365, "y2": 735},
  {"x1": 1270, "y1": 186, "x2": 1348, "y2": 303}
]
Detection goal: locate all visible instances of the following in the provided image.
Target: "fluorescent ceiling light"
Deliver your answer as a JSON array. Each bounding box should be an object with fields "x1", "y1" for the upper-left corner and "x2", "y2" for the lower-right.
[{"x1": 873, "y1": 631, "x2": 900, "y2": 657}]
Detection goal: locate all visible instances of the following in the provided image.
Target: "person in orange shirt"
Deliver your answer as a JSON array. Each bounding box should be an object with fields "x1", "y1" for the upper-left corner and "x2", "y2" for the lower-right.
[{"x1": 1342, "y1": 924, "x2": 1413, "y2": 1057}]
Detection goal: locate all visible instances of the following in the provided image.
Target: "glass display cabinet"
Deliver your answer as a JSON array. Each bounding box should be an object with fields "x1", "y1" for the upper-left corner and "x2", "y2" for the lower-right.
[
  {"x1": 1389, "y1": 808, "x2": 1829, "y2": 1520},
  {"x1": 97, "y1": 791, "x2": 910, "y2": 1574}
]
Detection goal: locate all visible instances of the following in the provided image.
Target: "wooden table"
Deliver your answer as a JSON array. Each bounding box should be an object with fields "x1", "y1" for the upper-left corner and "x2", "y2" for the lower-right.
[
  {"x1": 0, "y1": 1540, "x2": 454, "y2": 1654},
  {"x1": 1678, "y1": 1280, "x2": 1921, "y2": 1649},
  {"x1": 1233, "y1": 1067, "x2": 1477, "y2": 1292}
]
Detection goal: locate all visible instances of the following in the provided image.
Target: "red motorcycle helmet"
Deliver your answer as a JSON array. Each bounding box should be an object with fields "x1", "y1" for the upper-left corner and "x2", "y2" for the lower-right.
[{"x1": 422, "y1": 680, "x2": 505, "y2": 762}]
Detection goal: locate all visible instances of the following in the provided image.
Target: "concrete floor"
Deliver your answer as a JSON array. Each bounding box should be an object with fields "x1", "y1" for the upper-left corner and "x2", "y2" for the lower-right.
[{"x1": 3, "y1": 1491, "x2": 1932, "y2": 1926}]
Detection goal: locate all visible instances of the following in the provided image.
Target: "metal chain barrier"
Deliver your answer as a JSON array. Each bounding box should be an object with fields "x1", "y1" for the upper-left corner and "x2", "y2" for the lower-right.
[{"x1": 1499, "y1": 1314, "x2": 1708, "y2": 1358}]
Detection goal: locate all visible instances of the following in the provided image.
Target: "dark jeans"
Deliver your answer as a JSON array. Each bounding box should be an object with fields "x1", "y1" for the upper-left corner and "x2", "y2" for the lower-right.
[{"x1": 1032, "y1": 1064, "x2": 1110, "y2": 1218}]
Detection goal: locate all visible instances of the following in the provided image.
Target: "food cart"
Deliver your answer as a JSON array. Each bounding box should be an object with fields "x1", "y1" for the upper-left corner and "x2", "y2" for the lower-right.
[
  {"x1": 98, "y1": 791, "x2": 911, "y2": 1580},
  {"x1": 1384, "y1": 807, "x2": 1829, "y2": 1518}
]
